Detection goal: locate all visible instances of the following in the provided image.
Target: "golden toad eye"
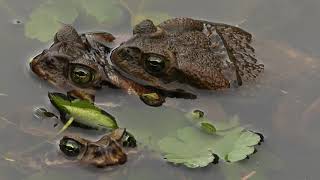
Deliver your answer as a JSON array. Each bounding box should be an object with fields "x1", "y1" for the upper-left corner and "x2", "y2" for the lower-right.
[
  {"x1": 59, "y1": 138, "x2": 82, "y2": 157},
  {"x1": 144, "y1": 56, "x2": 166, "y2": 74},
  {"x1": 69, "y1": 65, "x2": 94, "y2": 86}
]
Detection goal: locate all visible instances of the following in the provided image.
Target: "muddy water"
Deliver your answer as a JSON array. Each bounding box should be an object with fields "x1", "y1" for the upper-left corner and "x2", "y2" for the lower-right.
[{"x1": 0, "y1": 0, "x2": 320, "y2": 179}]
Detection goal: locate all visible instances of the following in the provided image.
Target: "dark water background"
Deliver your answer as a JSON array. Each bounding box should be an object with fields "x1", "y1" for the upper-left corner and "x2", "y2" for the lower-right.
[{"x1": 1, "y1": 0, "x2": 320, "y2": 179}]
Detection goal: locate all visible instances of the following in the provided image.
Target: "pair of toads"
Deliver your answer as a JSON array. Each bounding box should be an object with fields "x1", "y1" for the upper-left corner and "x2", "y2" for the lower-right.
[{"x1": 30, "y1": 17, "x2": 264, "y2": 106}]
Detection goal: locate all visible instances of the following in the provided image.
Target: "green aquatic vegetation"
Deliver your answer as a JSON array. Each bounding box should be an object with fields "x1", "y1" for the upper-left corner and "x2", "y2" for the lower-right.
[
  {"x1": 186, "y1": 110, "x2": 216, "y2": 134},
  {"x1": 48, "y1": 92, "x2": 118, "y2": 130},
  {"x1": 113, "y1": 106, "x2": 191, "y2": 151},
  {"x1": 120, "y1": 0, "x2": 172, "y2": 25},
  {"x1": 159, "y1": 117, "x2": 262, "y2": 168},
  {"x1": 186, "y1": 109, "x2": 241, "y2": 135},
  {"x1": 214, "y1": 130, "x2": 261, "y2": 162},
  {"x1": 159, "y1": 127, "x2": 218, "y2": 168},
  {"x1": 80, "y1": 0, "x2": 125, "y2": 24},
  {"x1": 24, "y1": 0, "x2": 173, "y2": 42},
  {"x1": 139, "y1": 92, "x2": 164, "y2": 107},
  {"x1": 25, "y1": 0, "x2": 79, "y2": 42},
  {"x1": 25, "y1": 0, "x2": 124, "y2": 42}
]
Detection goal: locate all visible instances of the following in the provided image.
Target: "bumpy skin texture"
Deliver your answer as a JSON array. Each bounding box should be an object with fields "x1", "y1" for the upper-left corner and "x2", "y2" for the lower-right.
[
  {"x1": 30, "y1": 25, "x2": 160, "y2": 103},
  {"x1": 30, "y1": 25, "x2": 113, "y2": 97},
  {"x1": 111, "y1": 18, "x2": 264, "y2": 90},
  {"x1": 60, "y1": 129, "x2": 128, "y2": 168},
  {"x1": 30, "y1": 18, "x2": 264, "y2": 106}
]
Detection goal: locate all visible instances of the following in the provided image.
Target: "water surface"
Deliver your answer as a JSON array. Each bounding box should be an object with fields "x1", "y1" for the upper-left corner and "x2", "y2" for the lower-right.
[{"x1": 1, "y1": 0, "x2": 320, "y2": 179}]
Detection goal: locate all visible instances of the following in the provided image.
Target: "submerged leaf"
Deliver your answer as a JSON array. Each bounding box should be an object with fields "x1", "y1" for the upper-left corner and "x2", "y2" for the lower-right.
[
  {"x1": 113, "y1": 106, "x2": 191, "y2": 151},
  {"x1": 132, "y1": 12, "x2": 171, "y2": 25},
  {"x1": 80, "y1": 0, "x2": 125, "y2": 24},
  {"x1": 25, "y1": 0, "x2": 79, "y2": 42},
  {"x1": 25, "y1": 0, "x2": 127, "y2": 42}
]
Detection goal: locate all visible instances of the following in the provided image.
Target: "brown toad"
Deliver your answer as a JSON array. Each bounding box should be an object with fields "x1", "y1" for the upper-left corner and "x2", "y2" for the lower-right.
[
  {"x1": 58, "y1": 128, "x2": 135, "y2": 168},
  {"x1": 111, "y1": 18, "x2": 264, "y2": 91},
  {"x1": 29, "y1": 18, "x2": 264, "y2": 106}
]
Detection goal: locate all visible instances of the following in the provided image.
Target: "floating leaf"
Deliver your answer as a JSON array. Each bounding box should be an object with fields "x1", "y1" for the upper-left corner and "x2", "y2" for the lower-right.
[
  {"x1": 224, "y1": 131, "x2": 261, "y2": 162},
  {"x1": 159, "y1": 124, "x2": 262, "y2": 168},
  {"x1": 48, "y1": 92, "x2": 118, "y2": 130},
  {"x1": 159, "y1": 127, "x2": 216, "y2": 168}
]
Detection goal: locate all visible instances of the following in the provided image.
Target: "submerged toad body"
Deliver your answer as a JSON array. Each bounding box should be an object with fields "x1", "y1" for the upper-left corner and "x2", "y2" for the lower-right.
[
  {"x1": 58, "y1": 128, "x2": 133, "y2": 168},
  {"x1": 9, "y1": 128, "x2": 136, "y2": 170},
  {"x1": 111, "y1": 18, "x2": 264, "y2": 90},
  {"x1": 30, "y1": 18, "x2": 264, "y2": 106}
]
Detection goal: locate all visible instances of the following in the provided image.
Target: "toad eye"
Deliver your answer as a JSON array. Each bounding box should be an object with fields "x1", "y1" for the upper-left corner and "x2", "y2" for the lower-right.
[
  {"x1": 144, "y1": 56, "x2": 166, "y2": 74},
  {"x1": 122, "y1": 131, "x2": 137, "y2": 148},
  {"x1": 59, "y1": 138, "x2": 82, "y2": 157},
  {"x1": 69, "y1": 65, "x2": 95, "y2": 86}
]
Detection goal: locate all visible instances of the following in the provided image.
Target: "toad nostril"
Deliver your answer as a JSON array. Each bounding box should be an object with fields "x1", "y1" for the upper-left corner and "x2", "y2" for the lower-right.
[
  {"x1": 46, "y1": 58, "x2": 53, "y2": 64},
  {"x1": 119, "y1": 48, "x2": 133, "y2": 59},
  {"x1": 45, "y1": 57, "x2": 57, "y2": 68}
]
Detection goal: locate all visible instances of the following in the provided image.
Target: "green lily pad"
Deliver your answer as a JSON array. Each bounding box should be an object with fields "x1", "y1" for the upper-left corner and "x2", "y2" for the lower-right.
[
  {"x1": 159, "y1": 123, "x2": 262, "y2": 168},
  {"x1": 159, "y1": 127, "x2": 216, "y2": 168},
  {"x1": 224, "y1": 131, "x2": 261, "y2": 162}
]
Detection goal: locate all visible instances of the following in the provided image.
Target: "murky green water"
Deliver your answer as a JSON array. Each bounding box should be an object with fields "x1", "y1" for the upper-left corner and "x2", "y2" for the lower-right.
[{"x1": 1, "y1": 0, "x2": 320, "y2": 179}]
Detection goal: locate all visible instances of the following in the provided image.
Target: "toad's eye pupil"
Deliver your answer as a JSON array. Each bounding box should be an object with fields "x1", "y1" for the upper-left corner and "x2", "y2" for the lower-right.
[
  {"x1": 59, "y1": 138, "x2": 81, "y2": 157},
  {"x1": 75, "y1": 71, "x2": 86, "y2": 76},
  {"x1": 70, "y1": 65, "x2": 94, "y2": 86},
  {"x1": 145, "y1": 56, "x2": 165, "y2": 74},
  {"x1": 122, "y1": 131, "x2": 137, "y2": 148}
]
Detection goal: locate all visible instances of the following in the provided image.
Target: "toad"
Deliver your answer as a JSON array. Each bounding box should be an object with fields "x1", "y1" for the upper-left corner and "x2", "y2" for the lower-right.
[
  {"x1": 59, "y1": 128, "x2": 136, "y2": 168},
  {"x1": 29, "y1": 18, "x2": 264, "y2": 106}
]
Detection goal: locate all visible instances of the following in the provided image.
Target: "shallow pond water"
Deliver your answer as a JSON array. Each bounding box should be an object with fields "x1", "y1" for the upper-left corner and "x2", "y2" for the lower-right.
[{"x1": 1, "y1": 0, "x2": 320, "y2": 179}]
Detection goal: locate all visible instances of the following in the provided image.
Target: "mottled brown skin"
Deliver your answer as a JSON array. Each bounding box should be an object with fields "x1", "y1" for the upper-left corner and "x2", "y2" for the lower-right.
[
  {"x1": 30, "y1": 25, "x2": 112, "y2": 98},
  {"x1": 111, "y1": 18, "x2": 264, "y2": 90},
  {"x1": 30, "y1": 25, "x2": 167, "y2": 105},
  {"x1": 59, "y1": 129, "x2": 128, "y2": 168},
  {"x1": 30, "y1": 18, "x2": 264, "y2": 106}
]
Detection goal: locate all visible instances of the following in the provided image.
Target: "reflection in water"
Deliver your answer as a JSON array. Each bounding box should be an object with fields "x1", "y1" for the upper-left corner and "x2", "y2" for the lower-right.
[{"x1": 0, "y1": 0, "x2": 320, "y2": 179}]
